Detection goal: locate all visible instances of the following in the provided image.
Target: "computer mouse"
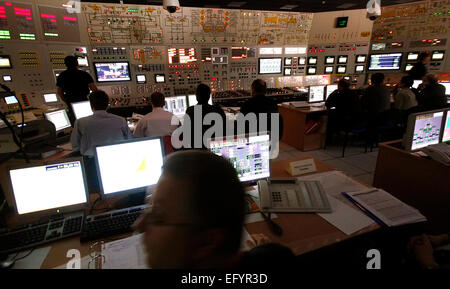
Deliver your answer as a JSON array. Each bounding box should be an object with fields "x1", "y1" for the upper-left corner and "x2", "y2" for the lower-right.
[{"x1": 0, "y1": 260, "x2": 15, "y2": 269}]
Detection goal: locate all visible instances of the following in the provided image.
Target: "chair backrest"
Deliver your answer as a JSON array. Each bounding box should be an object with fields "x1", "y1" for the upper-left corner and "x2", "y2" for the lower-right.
[{"x1": 162, "y1": 135, "x2": 174, "y2": 156}]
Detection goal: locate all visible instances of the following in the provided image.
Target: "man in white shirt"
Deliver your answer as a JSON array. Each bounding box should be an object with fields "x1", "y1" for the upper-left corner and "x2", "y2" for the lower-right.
[
  {"x1": 133, "y1": 92, "x2": 180, "y2": 138},
  {"x1": 71, "y1": 90, "x2": 133, "y2": 157},
  {"x1": 394, "y1": 76, "x2": 418, "y2": 111}
]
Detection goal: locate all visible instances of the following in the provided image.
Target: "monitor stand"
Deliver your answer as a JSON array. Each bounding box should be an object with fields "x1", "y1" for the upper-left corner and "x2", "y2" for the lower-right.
[{"x1": 114, "y1": 191, "x2": 147, "y2": 210}]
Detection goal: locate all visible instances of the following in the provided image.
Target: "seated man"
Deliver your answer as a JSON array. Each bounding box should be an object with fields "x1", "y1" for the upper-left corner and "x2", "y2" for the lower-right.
[
  {"x1": 71, "y1": 90, "x2": 132, "y2": 192},
  {"x1": 134, "y1": 92, "x2": 180, "y2": 138},
  {"x1": 418, "y1": 74, "x2": 447, "y2": 111},
  {"x1": 183, "y1": 84, "x2": 226, "y2": 149},
  {"x1": 134, "y1": 150, "x2": 295, "y2": 269},
  {"x1": 394, "y1": 76, "x2": 418, "y2": 111}
]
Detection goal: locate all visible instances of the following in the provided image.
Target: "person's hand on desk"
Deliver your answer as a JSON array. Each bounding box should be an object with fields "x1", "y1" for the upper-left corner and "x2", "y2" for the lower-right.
[
  {"x1": 246, "y1": 233, "x2": 271, "y2": 249},
  {"x1": 409, "y1": 234, "x2": 439, "y2": 269}
]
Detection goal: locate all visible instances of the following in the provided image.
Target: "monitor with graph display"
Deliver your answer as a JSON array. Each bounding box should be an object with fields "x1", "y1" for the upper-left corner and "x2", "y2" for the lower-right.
[
  {"x1": 369, "y1": 53, "x2": 402, "y2": 71},
  {"x1": 165, "y1": 96, "x2": 188, "y2": 116},
  {"x1": 403, "y1": 110, "x2": 444, "y2": 151},
  {"x1": 95, "y1": 138, "x2": 165, "y2": 196},
  {"x1": 94, "y1": 62, "x2": 131, "y2": 82},
  {"x1": 308, "y1": 85, "x2": 325, "y2": 103},
  {"x1": 208, "y1": 134, "x2": 271, "y2": 183},
  {"x1": 442, "y1": 109, "x2": 450, "y2": 143}
]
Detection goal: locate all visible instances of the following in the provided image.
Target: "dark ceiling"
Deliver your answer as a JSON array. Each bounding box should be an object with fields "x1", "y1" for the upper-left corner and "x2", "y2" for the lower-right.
[{"x1": 81, "y1": 0, "x2": 421, "y2": 13}]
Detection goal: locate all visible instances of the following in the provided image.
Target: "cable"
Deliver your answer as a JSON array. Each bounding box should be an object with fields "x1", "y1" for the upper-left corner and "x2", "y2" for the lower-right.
[{"x1": 12, "y1": 247, "x2": 35, "y2": 262}]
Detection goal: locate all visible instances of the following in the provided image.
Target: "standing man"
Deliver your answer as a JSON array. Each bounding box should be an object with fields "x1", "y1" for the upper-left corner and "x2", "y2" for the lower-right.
[
  {"x1": 57, "y1": 55, "x2": 98, "y2": 126},
  {"x1": 409, "y1": 52, "x2": 431, "y2": 81}
]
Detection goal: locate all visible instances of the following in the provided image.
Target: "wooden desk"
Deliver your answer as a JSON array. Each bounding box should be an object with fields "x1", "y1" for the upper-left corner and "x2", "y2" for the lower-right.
[
  {"x1": 278, "y1": 104, "x2": 327, "y2": 151},
  {"x1": 373, "y1": 140, "x2": 450, "y2": 234},
  {"x1": 33, "y1": 156, "x2": 378, "y2": 268}
]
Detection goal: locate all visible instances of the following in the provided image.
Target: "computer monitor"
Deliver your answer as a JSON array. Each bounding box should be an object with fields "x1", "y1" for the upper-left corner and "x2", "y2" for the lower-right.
[
  {"x1": 412, "y1": 80, "x2": 422, "y2": 89},
  {"x1": 8, "y1": 159, "x2": 89, "y2": 215},
  {"x1": 368, "y1": 53, "x2": 402, "y2": 71},
  {"x1": 407, "y1": 52, "x2": 419, "y2": 61},
  {"x1": 355, "y1": 65, "x2": 365, "y2": 73},
  {"x1": 208, "y1": 134, "x2": 271, "y2": 183},
  {"x1": 4, "y1": 95, "x2": 18, "y2": 105},
  {"x1": 164, "y1": 96, "x2": 187, "y2": 116},
  {"x1": 440, "y1": 82, "x2": 450, "y2": 95},
  {"x1": 337, "y1": 65, "x2": 347, "y2": 74},
  {"x1": 2, "y1": 75, "x2": 11, "y2": 82},
  {"x1": 403, "y1": 109, "x2": 444, "y2": 151},
  {"x1": 94, "y1": 62, "x2": 131, "y2": 82},
  {"x1": 325, "y1": 84, "x2": 338, "y2": 99},
  {"x1": 405, "y1": 63, "x2": 414, "y2": 72},
  {"x1": 95, "y1": 138, "x2": 165, "y2": 197},
  {"x1": 136, "y1": 74, "x2": 146, "y2": 84},
  {"x1": 258, "y1": 58, "x2": 282, "y2": 74},
  {"x1": 442, "y1": 109, "x2": 450, "y2": 143},
  {"x1": 307, "y1": 66, "x2": 317, "y2": 75},
  {"x1": 356, "y1": 54, "x2": 367, "y2": 63},
  {"x1": 188, "y1": 94, "x2": 213, "y2": 106},
  {"x1": 71, "y1": 101, "x2": 93, "y2": 120},
  {"x1": 324, "y1": 66, "x2": 334, "y2": 74},
  {"x1": 431, "y1": 51, "x2": 444, "y2": 61},
  {"x1": 155, "y1": 74, "x2": 165, "y2": 83},
  {"x1": 44, "y1": 93, "x2": 58, "y2": 103},
  {"x1": 45, "y1": 109, "x2": 71, "y2": 131},
  {"x1": 308, "y1": 85, "x2": 325, "y2": 103},
  {"x1": 325, "y1": 56, "x2": 335, "y2": 64}
]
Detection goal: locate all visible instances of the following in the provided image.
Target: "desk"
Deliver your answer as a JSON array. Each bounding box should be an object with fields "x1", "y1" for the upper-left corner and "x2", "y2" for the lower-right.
[
  {"x1": 278, "y1": 104, "x2": 327, "y2": 151},
  {"x1": 30, "y1": 156, "x2": 378, "y2": 268},
  {"x1": 373, "y1": 140, "x2": 450, "y2": 234}
]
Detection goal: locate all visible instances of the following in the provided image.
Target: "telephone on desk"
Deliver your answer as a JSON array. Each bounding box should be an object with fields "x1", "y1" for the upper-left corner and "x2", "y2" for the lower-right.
[{"x1": 423, "y1": 143, "x2": 450, "y2": 166}]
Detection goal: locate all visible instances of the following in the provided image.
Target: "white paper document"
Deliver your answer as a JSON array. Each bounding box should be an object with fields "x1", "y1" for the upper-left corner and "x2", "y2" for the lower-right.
[
  {"x1": 346, "y1": 189, "x2": 427, "y2": 227},
  {"x1": 10, "y1": 246, "x2": 51, "y2": 269},
  {"x1": 102, "y1": 233, "x2": 149, "y2": 269}
]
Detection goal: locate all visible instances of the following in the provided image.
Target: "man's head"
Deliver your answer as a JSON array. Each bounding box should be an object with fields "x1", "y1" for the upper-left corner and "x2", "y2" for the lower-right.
[
  {"x1": 400, "y1": 76, "x2": 414, "y2": 88},
  {"x1": 64, "y1": 55, "x2": 79, "y2": 69},
  {"x1": 251, "y1": 79, "x2": 267, "y2": 96},
  {"x1": 195, "y1": 83, "x2": 211, "y2": 105},
  {"x1": 423, "y1": 73, "x2": 438, "y2": 86},
  {"x1": 150, "y1": 92, "x2": 166, "y2": 108},
  {"x1": 418, "y1": 52, "x2": 431, "y2": 64},
  {"x1": 337, "y1": 79, "x2": 350, "y2": 91},
  {"x1": 88, "y1": 90, "x2": 109, "y2": 111},
  {"x1": 135, "y1": 150, "x2": 246, "y2": 269},
  {"x1": 371, "y1": 73, "x2": 385, "y2": 85}
]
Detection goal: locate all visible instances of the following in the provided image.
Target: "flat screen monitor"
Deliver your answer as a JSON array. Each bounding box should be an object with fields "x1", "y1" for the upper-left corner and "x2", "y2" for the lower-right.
[
  {"x1": 325, "y1": 56, "x2": 335, "y2": 64},
  {"x1": 431, "y1": 51, "x2": 444, "y2": 61},
  {"x1": 325, "y1": 66, "x2": 334, "y2": 74},
  {"x1": 0, "y1": 55, "x2": 12, "y2": 68},
  {"x1": 136, "y1": 74, "x2": 146, "y2": 84},
  {"x1": 8, "y1": 159, "x2": 88, "y2": 215},
  {"x1": 403, "y1": 110, "x2": 444, "y2": 151},
  {"x1": 155, "y1": 74, "x2": 165, "y2": 83},
  {"x1": 356, "y1": 55, "x2": 367, "y2": 63},
  {"x1": 368, "y1": 53, "x2": 403, "y2": 71},
  {"x1": 308, "y1": 85, "x2": 325, "y2": 103},
  {"x1": 44, "y1": 93, "x2": 58, "y2": 103},
  {"x1": 337, "y1": 65, "x2": 347, "y2": 74},
  {"x1": 165, "y1": 95, "x2": 187, "y2": 116},
  {"x1": 440, "y1": 82, "x2": 450, "y2": 95},
  {"x1": 208, "y1": 134, "x2": 271, "y2": 183},
  {"x1": 298, "y1": 57, "x2": 306, "y2": 65},
  {"x1": 45, "y1": 109, "x2": 71, "y2": 131},
  {"x1": 72, "y1": 100, "x2": 93, "y2": 120},
  {"x1": 284, "y1": 57, "x2": 292, "y2": 66},
  {"x1": 405, "y1": 63, "x2": 414, "y2": 72},
  {"x1": 326, "y1": 84, "x2": 338, "y2": 99},
  {"x1": 308, "y1": 56, "x2": 317, "y2": 65},
  {"x1": 412, "y1": 80, "x2": 422, "y2": 89},
  {"x1": 407, "y1": 52, "x2": 419, "y2": 61},
  {"x1": 258, "y1": 58, "x2": 282, "y2": 74},
  {"x1": 442, "y1": 109, "x2": 450, "y2": 143},
  {"x1": 95, "y1": 138, "x2": 165, "y2": 196},
  {"x1": 283, "y1": 67, "x2": 292, "y2": 76},
  {"x1": 2, "y1": 75, "x2": 11, "y2": 82},
  {"x1": 4, "y1": 95, "x2": 18, "y2": 105},
  {"x1": 355, "y1": 65, "x2": 365, "y2": 73},
  {"x1": 94, "y1": 62, "x2": 131, "y2": 82},
  {"x1": 338, "y1": 55, "x2": 348, "y2": 64},
  {"x1": 188, "y1": 94, "x2": 213, "y2": 106},
  {"x1": 77, "y1": 56, "x2": 89, "y2": 67},
  {"x1": 307, "y1": 66, "x2": 317, "y2": 75}
]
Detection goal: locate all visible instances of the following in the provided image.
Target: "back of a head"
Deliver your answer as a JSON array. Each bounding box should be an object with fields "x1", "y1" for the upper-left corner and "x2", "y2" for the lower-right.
[
  {"x1": 196, "y1": 83, "x2": 211, "y2": 104},
  {"x1": 150, "y1": 92, "x2": 165, "y2": 108},
  {"x1": 64, "y1": 55, "x2": 78, "y2": 69},
  {"x1": 89, "y1": 90, "x2": 109, "y2": 111},
  {"x1": 424, "y1": 73, "x2": 438, "y2": 85},
  {"x1": 251, "y1": 79, "x2": 267, "y2": 96},
  {"x1": 338, "y1": 79, "x2": 351, "y2": 90},
  {"x1": 162, "y1": 150, "x2": 246, "y2": 253},
  {"x1": 401, "y1": 76, "x2": 414, "y2": 88},
  {"x1": 371, "y1": 73, "x2": 385, "y2": 85}
]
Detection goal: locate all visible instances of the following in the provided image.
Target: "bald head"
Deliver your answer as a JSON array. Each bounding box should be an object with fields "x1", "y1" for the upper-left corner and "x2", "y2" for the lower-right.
[{"x1": 251, "y1": 79, "x2": 267, "y2": 96}]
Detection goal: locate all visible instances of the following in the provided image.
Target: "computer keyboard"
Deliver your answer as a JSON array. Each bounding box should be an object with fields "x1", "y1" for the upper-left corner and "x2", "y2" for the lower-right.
[
  {"x1": 0, "y1": 212, "x2": 84, "y2": 254},
  {"x1": 80, "y1": 204, "x2": 148, "y2": 242}
]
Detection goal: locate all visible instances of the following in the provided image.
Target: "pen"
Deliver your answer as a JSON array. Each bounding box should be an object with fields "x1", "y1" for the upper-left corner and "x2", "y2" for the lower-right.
[{"x1": 341, "y1": 192, "x2": 387, "y2": 227}]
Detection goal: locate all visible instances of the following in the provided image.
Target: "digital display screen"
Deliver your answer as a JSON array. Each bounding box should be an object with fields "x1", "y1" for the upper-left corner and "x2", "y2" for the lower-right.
[
  {"x1": 325, "y1": 56, "x2": 335, "y2": 64},
  {"x1": 258, "y1": 58, "x2": 282, "y2": 74},
  {"x1": 136, "y1": 74, "x2": 146, "y2": 84},
  {"x1": 308, "y1": 85, "x2": 325, "y2": 103},
  {"x1": 442, "y1": 109, "x2": 450, "y2": 143},
  {"x1": 3, "y1": 75, "x2": 12, "y2": 82},
  {"x1": 412, "y1": 80, "x2": 422, "y2": 89},
  {"x1": 407, "y1": 52, "x2": 419, "y2": 61},
  {"x1": 9, "y1": 161, "x2": 87, "y2": 215},
  {"x1": 72, "y1": 101, "x2": 93, "y2": 120},
  {"x1": 44, "y1": 93, "x2": 58, "y2": 103},
  {"x1": 411, "y1": 111, "x2": 443, "y2": 150},
  {"x1": 94, "y1": 62, "x2": 131, "y2": 82},
  {"x1": 188, "y1": 94, "x2": 212, "y2": 106},
  {"x1": 5, "y1": 95, "x2": 18, "y2": 104},
  {"x1": 405, "y1": 63, "x2": 414, "y2": 72},
  {"x1": 212, "y1": 56, "x2": 228, "y2": 64},
  {"x1": 355, "y1": 65, "x2": 365, "y2": 73},
  {"x1": 431, "y1": 51, "x2": 444, "y2": 60},
  {"x1": 356, "y1": 55, "x2": 367, "y2": 63},
  {"x1": 307, "y1": 67, "x2": 317, "y2": 75},
  {"x1": 45, "y1": 110, "x2": 71, "y2": 131},
  {"x1": 338, "y1": 56, "x2": 348, "y2": 64},
  {"x1": 308, "y1": 57, "x2": 317, "y2": 65},
  {"x1": 326, "y1": 84, "x2": 338, "y2": 99},
  {"x1": 96, "y1": 138, "x2": 164, "y2": 196},
  {"x1": 368, "y1": 53, "x2": 402, "y2": 71},
  {"x1": 0, "y1": 55, "x2": 12, "y2": 68},
  {"x1": 168, "y1": 48, "x2": 197, "y2": 64},
  {"x1": 298, "y1": 57, "x2": 306, "y2": 65},
  {"x1": 284, "y1": 47, "x2": 307, "y2": 54},
  {"x1": 440, "y1": 82, "x2": 450, "y2": 95},
  {"x1": 77, "y1": 56, "x2": 89, "y2": 67},
  {"x1": 371, "y1": 43, "x2": 386, "y2": 51},
  {"x1": 337, "y1": 66, "x2": 347, "y2": 74},
  {"x1": 336, "y1": 17, "x2": 348, "y2": 28},
  {"x1": 284, "y1": 57, "x2": 292, "y2": 66},
  {"x1": 209, "y1": 134, "x2": 271, "y2": 183},
  {"x1": 259, "y1": 47, "x2": 282, "y2": 55},
  {"x1": 165, "y1": 96, "x2": 187, "y2": 116},
  {"x1": 155, "y1": 74, "x2": 165, "y2": 83},
  {"x1": 232, "y1": 47, "x2": 250, "y2": 59},
  {"x1": 325, "y1": 66, "x2": 334, "y2": 74},
  {"x1": 284, "y1": 67, "x2": 292, "y2": 76}
]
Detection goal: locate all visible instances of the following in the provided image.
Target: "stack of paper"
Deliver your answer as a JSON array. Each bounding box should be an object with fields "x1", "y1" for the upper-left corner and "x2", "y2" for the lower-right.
[
  {"x1": 101, "y1": 233, "x2": 149, "y2": 269},
  {"x1": 344, "y1": 189, "x2": 427, "y2": 227}
]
